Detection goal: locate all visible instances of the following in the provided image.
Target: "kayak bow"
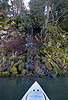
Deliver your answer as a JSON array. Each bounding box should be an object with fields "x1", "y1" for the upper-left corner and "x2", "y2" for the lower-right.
[{"x1": 21, "y1": 81, "x2": 50, "y2": 100}]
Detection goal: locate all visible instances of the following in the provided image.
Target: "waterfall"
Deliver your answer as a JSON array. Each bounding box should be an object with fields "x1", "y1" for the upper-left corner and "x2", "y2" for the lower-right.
[
  {"x1": 26, "y1": 25, "x2": 34, "y2": 71},
  {"x1": 27, "y1": 24, "x2": 33, "y2": 44}
]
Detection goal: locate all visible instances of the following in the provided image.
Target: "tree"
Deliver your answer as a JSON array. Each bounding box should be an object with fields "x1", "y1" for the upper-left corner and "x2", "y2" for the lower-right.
[
  {"x1": 50, "y1": 0, "x2": 68, "y2": 21},
  {"x1": 0, "y1": 0, "x2": 10, "y2": 16},
  {"x1": 9, "y1": 0, "x2": 24, "y2": 17},
  {"x1": 29, "y1": 0, "x2": 46, "y2": 28}
]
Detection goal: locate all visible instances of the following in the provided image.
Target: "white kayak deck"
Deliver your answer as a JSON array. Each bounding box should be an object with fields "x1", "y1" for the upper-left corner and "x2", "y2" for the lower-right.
[{"x1": 21, "y1": 81, "x2": 50, "y2": 100}]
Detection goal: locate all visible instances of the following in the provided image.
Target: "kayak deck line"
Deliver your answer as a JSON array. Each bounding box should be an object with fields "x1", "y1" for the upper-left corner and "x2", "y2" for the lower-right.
[{"x1": 21, "y1": 81, "x2": 50, "y2": 100}]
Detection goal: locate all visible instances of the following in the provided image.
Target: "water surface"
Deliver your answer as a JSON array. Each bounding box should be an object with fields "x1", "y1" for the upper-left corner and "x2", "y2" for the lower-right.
[{"x1": 0, "y1": 76, "x2": 68, "y2": 100}]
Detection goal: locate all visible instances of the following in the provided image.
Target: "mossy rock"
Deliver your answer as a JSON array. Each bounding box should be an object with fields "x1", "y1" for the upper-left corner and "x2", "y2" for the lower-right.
[
  {"x1": 1, "y1": 71, "x2": 10, "y2": 76},
  {"x1": 14, "y1": 60, "x2": 21, "y2": 66},
  {"x1": 63, "y1": 68, "x2": 67, "y2": 73},
  {"x1": 5, "y1": 18, "x2": 22, "y2": 28},
  {"x1": 46, "y1": 63, "x2": 52, "y2": 70},
  {"x1": 16, "y1": 74, "x2": 20, "y2": 77},
  {"x1": 53, "y1": 68, "x2": 58, "y2": 76},
  {"x1": 42, "y1": 57, "x2": 47, "y2": 64},
  {"x1": 10, "y1": 66, "x2": 17, "y2": 74},
  {"x1": 10, "y1": 61, "x2": 14, "y2": 68},
  {"x1": 0, "y1": 27, "x2": 4, "y2": 30},
  {"x1": 19, "y1": 62, "x2": 24, "y2": 71}
]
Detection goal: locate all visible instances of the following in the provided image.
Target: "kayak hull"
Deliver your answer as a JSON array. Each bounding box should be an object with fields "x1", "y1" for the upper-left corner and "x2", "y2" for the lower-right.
[{"x1": 21, "y1": 81, "x2": 50, "y2": 100}]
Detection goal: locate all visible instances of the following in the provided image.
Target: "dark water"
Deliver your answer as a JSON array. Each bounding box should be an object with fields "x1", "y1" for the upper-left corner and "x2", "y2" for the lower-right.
[{"x1": 0, "y1": 76, "x2": 68, "y2": 100}]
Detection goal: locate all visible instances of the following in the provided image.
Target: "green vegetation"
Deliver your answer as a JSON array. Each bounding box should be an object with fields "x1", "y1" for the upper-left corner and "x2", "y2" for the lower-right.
[
  {"x1": 19, "y1": 62, "x2": 24, "y2": 71},
  {"x1": 10, "y1": 66, "x2": 17, "y2": 74},
  {"x1": 0, "y1": 0, "x2": 68, "y2": 77}
]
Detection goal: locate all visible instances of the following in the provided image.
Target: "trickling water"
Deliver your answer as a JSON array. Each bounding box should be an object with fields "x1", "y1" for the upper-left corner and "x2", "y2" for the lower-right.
[
  {"x1": 26, "y1": 25, "x2": 34, "y2": 70},
  {"x1": 27, "y1": 25, "x2": 33, "y2": 44}
]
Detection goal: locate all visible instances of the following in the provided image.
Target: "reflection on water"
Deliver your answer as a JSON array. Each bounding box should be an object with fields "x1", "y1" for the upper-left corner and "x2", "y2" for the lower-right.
[{"x1": 0, "y1": 76, "x2": 68, "y2": 100}]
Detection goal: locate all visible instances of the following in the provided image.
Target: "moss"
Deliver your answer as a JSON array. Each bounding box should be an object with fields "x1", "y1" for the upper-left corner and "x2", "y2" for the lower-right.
[
  {"x1": 3, "y1": 56, "x2": 7, "y2": 62},
  {"x1": 27, "y1": 48, "x2": 30, "y2": 56},
  {"x1": 16, "y1": 74, "x2": 20, "y2": 77},
  {"x1": 39, "y1": 73, "x2": 44, "y2": 77},
  {"x1": 42, "y1": 57, "x2": 47, "y2": 64},
  {"x1": 12, "y1": 21, "x2": 16, "y2": 25},
  {"x1": 19, "y1": 56, "x2": 25, "y2": 62},
  {"x1": 65, "y1": 57, "x2": 68, "y2": 62},
  {"x1": 19, "y1": 25, "x2": 25, "y2": 31},
  {"x1": 53, "y1": 68, "x2": 58, "y2": 76},
  {"x1": 19, "y1": 62, "x2": 24, "y2": 71},
  {"x1": 0, "y1": 59, "x2": 3, "y2": 63},
  {"x1": 36, "y1": 60, "x2": 40, "y2": 65},
  {"x1": 35, "y1": 55, "x2": 40, "y2": 60},
  {"x1": 1, "y1": 71, "x2": 10, "y2": 76},
  {"x1": 0, "y1": 13, "x2": 4, "y2": 19},
  {"x1": 63, "y1": 68, "x2": 67, "y2": 73},
  {"x1": 43, "y1": 50, "x2": 64, "y2": 75},
  {"x1": 0, "y1": 27, "x2": 4, "y2": 30},
  {"x1": 11, "y1": 61, "x2": 14, "y2": 68},
  {"x1": 5, "y1": 18, "x2": 22, "y2": 29},
  {"x1": 10, "y1": 57, "x2": 14, "y2": 62},
  {"x1": 46, "y1": 63, "x2": 52, "y2": 70},
  {"x1": 19, "y1": 51, "x2": 22, "y2": 55},
  {"x1": 53, "y1": 62, "x2": 64, "y2": 75},
  {"x1": 0, "y1": 72, "x2": 2, "y2": 74},
  {"x1": 10, "y1": 66, "x2": 17, "y2": 74},
  {"x1": 14, "y1": 61, "x2": 20, "y2": 66},
  {"x1": 57, "y1": 25, "x2": 68, "y2": 35}
]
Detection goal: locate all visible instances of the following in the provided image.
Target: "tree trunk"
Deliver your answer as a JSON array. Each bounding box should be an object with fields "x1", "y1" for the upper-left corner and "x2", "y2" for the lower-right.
[
  {"x1": 10, "y1": 0, "x2": 14, "y2": 16},
  {"x1": 17, "y1": 5, "x2": 18, "y2": 15},
  {"x1": 45, "y1": 0, "x2": 50, "y2": 24},
  {"x1": 51, "y1": 5, "x2": 54, "y2": 22}
]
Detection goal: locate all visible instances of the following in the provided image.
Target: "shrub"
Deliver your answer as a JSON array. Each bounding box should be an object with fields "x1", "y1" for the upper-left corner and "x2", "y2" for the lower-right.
[{"x1": 3, "y1": 36, "x2": 24, "y2": 52}]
